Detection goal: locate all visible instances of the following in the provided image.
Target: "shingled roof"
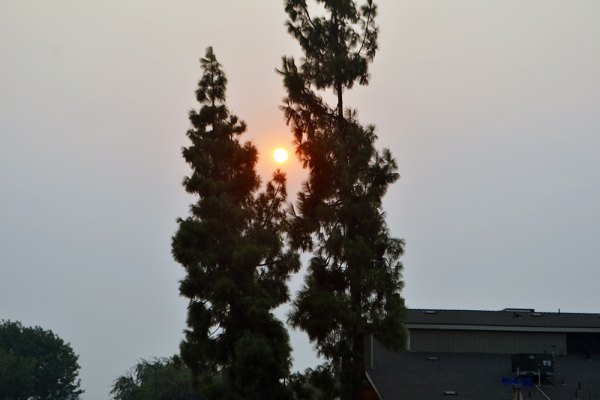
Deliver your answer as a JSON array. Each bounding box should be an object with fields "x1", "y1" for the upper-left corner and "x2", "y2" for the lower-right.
[{"x1": 407, "y1": 308, "x2": 600, "y2": 330}]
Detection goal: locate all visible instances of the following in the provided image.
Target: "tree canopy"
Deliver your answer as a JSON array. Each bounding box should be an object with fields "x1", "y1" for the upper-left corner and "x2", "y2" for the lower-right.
[
  {"x1": 110, "y1": 357, "x2": 198, "y2": 400},
  {"x1": 0, "y1": 320, "x2": 83, "y2": 400},
  {"x1": 172, "y1": 47, "x2": 300, "y2": 400},
  {"x1": 281, "y1": 1, "x2": 406, "y2": 399}
]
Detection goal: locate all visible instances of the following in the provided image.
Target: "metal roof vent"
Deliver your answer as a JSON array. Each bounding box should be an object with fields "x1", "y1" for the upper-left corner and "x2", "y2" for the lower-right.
[
  {"x1": 531, "y1": 312, "x2": 543, "y2": 317},
  {"x1": 426, "y1": 356, "x2": 439, "y2": 361},
  {"x1": 503, "y1": 308, "x2": 535, "y2": 313},
  {"x1": 443, "y1": 391, "x2": 458, "y2": 396},
  {"x1": 424, "y1": 310, "x2": 438, "y2": 314}
]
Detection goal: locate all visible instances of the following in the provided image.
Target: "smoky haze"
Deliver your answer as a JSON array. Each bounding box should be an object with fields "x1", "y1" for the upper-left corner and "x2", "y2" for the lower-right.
[{"x1": 1, "y1": 1, "x2": 599, "y2": 399}]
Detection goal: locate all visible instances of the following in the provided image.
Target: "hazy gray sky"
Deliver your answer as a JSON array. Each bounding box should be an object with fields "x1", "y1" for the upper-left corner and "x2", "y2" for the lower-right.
[{"x1": 1, "y1": 1, "x2": 599, "y2": 399}]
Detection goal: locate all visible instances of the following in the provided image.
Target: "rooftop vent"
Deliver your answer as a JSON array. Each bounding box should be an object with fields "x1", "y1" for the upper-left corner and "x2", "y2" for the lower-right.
[
  {"x1": 426, "y1": 356, "x2": 440, "y2": 361},
  {"x1": 424, "y1": 310, "x2": 438, "y2": 315},
  {"x1": 531, "y1": 312, "x2": 543, "y2": 317},
  {"x1": 443, "y1": 391, "x2": 458, "y2": 396},
  {"x1": 503, "y1": 308, "x2": 535, "y2": 313}
]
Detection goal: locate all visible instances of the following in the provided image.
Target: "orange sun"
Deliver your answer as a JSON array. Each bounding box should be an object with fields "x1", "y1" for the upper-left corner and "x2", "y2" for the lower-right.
[{"x1": 273, "y1": 148, "x2": 288, "y2": 163}]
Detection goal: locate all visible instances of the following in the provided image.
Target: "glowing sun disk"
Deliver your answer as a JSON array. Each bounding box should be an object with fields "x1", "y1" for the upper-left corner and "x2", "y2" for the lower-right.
[{"x1": 273, "y1": 148, "x2": 288, "y2": 163}]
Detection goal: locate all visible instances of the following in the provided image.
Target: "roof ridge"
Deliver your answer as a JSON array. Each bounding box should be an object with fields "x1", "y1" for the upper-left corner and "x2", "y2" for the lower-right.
[{"x1": 408, "y1": 308, "x2": 600, "y2": 315}]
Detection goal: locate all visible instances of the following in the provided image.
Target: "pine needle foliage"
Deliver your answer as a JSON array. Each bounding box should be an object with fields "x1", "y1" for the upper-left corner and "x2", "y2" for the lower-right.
[
  {"x1": 172, "y1": 47, "x2": 300, "y2": 400},
  {"x1": 280, "y1": 1, "x2": 406, "y2": 399}
]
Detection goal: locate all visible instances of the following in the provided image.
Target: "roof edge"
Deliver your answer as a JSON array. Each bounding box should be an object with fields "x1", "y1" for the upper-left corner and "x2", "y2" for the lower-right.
[
  {"x1": 365, "y1": 369, "x2": 384, "y2": 400},
  {"x1": 406, "y1": 323, "x2": 600, "y2": 333},
  {"x1": 409, "y1": 308, "x2": 600, "y2": 316}
]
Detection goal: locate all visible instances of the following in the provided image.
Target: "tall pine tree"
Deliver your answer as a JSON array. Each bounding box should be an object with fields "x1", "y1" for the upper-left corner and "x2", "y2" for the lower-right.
[
  {"x1": 280, "y1": 2, "x2": 406, "y2": 399},
  {"x1": 172, "y1": 47, "x2": 300, "y2": 400}
]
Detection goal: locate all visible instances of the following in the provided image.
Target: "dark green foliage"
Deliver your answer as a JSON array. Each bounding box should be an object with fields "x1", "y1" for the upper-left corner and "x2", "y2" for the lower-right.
[
  {"x1": 281, "y1": 1, "x2": 406, "y2": 399},
  {"x1": 172, "y1": 47, "x2": 300, "y2": 400},
  {"x1": 110, "y1": 357, "x2": 197, "y2": 400},
  {"x1": 288, "y1": 362, "x2": 340, "y2": 400},
  {"x1": 0, "y1": 320, "x2": 83, "y2": 400}
]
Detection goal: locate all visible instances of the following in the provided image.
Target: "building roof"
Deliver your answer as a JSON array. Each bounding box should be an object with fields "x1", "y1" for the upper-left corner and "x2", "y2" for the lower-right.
[
  {"x1": 368, "y1": 339, "x2": 600, "y2": 400},
  {"x1": 407, "y1": 308, "x2": 600, "y2": 330}
]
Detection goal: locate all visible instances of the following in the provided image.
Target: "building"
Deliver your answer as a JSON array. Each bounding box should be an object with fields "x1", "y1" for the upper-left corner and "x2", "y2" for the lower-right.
[{"x1": 366, "y1": 308, "x2": 600, "y2": 400}]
